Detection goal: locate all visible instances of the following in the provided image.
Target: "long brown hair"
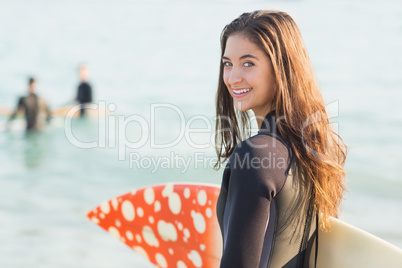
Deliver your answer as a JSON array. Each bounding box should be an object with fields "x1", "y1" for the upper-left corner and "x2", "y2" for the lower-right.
[{"x1": 214, "y1": 10, "x2": 347, "y2": 228}]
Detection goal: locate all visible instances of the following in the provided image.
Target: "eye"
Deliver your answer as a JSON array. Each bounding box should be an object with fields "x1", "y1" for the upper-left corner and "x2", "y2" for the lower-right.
[
  {"x1": 243, "y1": 61, "x2": 254, "y2": 67},
  {"x1": 223, "y1": 61, "x2": 232, "y2": 67}
]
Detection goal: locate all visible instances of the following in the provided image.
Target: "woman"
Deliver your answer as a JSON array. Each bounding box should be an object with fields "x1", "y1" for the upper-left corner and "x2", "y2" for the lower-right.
[{"x1": 214, "y1": 10, "x2": 347, "y2": 268}]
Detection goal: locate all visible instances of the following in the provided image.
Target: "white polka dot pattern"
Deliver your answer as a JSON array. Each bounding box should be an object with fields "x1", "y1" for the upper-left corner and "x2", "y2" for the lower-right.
[
  {"x1": 86, "y1": 183, "x2": 223, "y2": 268},
  {"x1": 197, "y1": 190, "x2": 207, "y2": 206},
  {"x1": 121, "y1": 200, "x2": 135, "y2": 221},
  {"x1": 191, "y1": 211, "x2": 206, "y2": 234},
  {"x1": 155, "y1": 253, "x2": 167, "y2": 268},
  {"x1": 144, "y1": 187, "x2": 155, "y2": 205},
  {"x1": 188, "y1": 250, "x2": 202, "y2": 267},
  {"x1": 142, "y1": 226, "x2": 159, "y2": 247},
  {"x1": 157, "y1": 220, "x2": 178, "y2": 242},
  {"x1": 100, "y1": 201, "x2": 110, "y2": 214}
]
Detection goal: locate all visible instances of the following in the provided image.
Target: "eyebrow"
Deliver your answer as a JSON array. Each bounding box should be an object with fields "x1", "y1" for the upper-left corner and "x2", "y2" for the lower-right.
[{"x1": 222, "y1": 54, "x2": 259, "y2": 61}]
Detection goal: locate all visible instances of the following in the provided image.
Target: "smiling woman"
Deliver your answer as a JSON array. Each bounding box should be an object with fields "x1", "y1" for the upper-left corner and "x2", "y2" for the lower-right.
[{"x1": 214, "y1": 10, "x2": 347, "y2": 268}]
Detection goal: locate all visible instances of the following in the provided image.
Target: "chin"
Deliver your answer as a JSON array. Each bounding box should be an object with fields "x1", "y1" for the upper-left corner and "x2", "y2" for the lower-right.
[{"x1": 234, "y1": 101, "x2": 250, "y2": 112}]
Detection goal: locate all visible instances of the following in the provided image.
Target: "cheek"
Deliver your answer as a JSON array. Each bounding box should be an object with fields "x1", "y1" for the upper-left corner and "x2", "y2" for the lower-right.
[
  {"x1": 256, "y1": 70, "x2": 275, "y2": 95},
  {"x1": 261, "y1": 80, "x2": 276, "y2": 103},
  {"x1": 223, "y1": 71, "x2": 231, "y2": 89},
  {"x1": 223, "y1": 69, "x2": 228, "y2": 82}
]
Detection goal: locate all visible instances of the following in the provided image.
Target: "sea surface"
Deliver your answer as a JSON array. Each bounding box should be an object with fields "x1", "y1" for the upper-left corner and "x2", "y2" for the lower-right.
[{"x1": 0, "y1": 0, "x2": 401, "y2": 267}]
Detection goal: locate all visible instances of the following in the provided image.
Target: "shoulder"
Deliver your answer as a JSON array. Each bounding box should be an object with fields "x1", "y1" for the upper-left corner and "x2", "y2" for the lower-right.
[
  {"x1": 37, "y1": 97, "x2": 47, "y2": 105},
  {"x1": 230, "y1": 133, "x2": 294, "y2": 174},
  {"x1": 227, "y1": 134, "x2": 294, "y2": 199},
  {"x1": 231, "y1": 133, "x2": 292, "y2": 168},
  {"x1": 17, "y1": 96, "x2": 26, "y2": 105},
  {"x1": 82, "y1": 82, "x2": 92, "y2": 88}
]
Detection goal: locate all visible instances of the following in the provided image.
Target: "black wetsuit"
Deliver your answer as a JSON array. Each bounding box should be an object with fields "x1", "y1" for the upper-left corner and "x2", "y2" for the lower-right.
[
  {"x1": 76, "y1": 82, "x2": 92, "y2": 117},
  {"x1": 9, "y1": 93, "x2": 51, "y2": 131},
  {"x1": 216, "y1": 110, "x2": 317, "y2": 268}
]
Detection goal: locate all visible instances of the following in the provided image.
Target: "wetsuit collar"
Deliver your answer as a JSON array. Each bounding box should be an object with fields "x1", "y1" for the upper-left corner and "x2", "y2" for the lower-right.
[{"x1": 258, "y1": 109, "x2": 279, "y2": 135}]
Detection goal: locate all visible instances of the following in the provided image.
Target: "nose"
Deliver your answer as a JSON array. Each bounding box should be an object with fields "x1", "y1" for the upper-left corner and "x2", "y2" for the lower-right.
[{"x1": 227, "y1": 66, "x2": 242, "y2": 86}]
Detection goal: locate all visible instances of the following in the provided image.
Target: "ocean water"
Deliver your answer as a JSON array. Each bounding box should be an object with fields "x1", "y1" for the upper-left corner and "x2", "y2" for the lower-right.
[{"x1": 0, "y1": 0, "x2": 401, "y2": 267}]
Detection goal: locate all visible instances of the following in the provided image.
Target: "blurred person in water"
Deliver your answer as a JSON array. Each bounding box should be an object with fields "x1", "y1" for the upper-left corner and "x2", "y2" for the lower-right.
[
  {"x1": 75, "y1": 64, "x2": 93, "y2": 117},
  {"x1": 9, "y1": 77, "x2": 51, "y2": 131}
]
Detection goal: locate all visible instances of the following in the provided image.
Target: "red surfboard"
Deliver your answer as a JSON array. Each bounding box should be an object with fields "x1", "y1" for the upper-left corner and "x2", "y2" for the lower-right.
[{"x1": 86, "y1": 183, "x2": 223, "y2": 268}]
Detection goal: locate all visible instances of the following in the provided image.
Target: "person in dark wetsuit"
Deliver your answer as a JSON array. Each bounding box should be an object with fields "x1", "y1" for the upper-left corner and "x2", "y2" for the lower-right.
[
  {"x1": 76, "y1": 65, "x2": 93, "y2": 117},
  {"x1": 9, "y1": 77, "x2": 51, "y2": 131},
  {"x1": 214, "y1": 11, "x2": 347, "y2": 268}
]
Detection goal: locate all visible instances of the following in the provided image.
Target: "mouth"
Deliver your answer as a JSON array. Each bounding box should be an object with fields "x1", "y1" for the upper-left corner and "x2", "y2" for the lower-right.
[{"x1": 232, "y1": 88, "x2": 253, "y2": 98}]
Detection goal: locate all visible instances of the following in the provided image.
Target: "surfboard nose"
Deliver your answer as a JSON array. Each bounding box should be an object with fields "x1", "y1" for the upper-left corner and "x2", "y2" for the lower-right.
[{"x1": 87, "y1": 183, "x2": 223, "y2": 268}]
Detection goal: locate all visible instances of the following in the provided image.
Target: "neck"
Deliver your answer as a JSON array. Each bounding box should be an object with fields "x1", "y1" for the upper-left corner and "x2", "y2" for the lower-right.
[
  {"x1": 256, "y1": 117, "x2": 264, "y2": 130},
  {"x1": 253, "y1": 107, "x2": 275, "y2": 130}
]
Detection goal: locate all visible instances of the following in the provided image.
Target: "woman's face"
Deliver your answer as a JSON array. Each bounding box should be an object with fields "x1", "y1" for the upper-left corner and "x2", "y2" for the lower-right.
[{"x1": 222, "y1": 33, "x2": 275, "y2": 119}]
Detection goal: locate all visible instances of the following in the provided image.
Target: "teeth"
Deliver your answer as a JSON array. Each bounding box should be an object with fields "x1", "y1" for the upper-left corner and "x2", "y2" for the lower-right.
[{"x1": 233, "y1": 88, "x2": 252, "y2": 94}]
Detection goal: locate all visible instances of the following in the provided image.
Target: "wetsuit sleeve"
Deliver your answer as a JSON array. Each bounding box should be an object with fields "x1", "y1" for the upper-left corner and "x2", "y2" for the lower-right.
[
  {"x1": 220, "y1": 136, "x2": 290, "y2": 268},
  {"x1": 9, "y1": 97, "x2": 24, "y2": 120},
  {"x1": 87, "y1": 84, "x2": 93, "y2": 102},
  {"x1": 76, "y1": 85, "x2": 82, "y2": 102},
  {"x1": 45, "y1": 102, "x2": 51, "y2": 122}
]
